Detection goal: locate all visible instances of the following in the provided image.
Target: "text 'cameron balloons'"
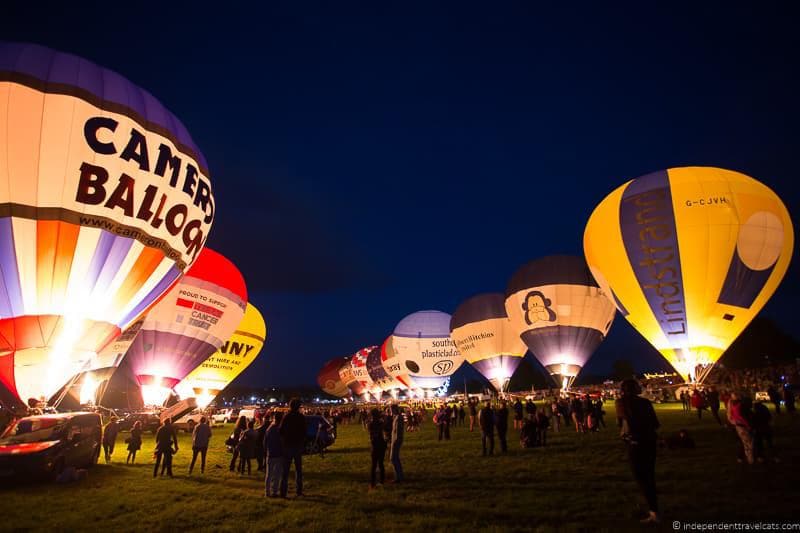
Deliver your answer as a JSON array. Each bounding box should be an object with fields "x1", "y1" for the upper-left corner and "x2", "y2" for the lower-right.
[
  {"x1": 351, "y1": 347, "x2": 376, "y2": 399},
  {"x1": 318, "y1": 357, "x2": 351, "y2": 399},
  {"x1": 450, "y1": 293, "x2": 527, "y2": 393},
  {"x1": 175, "y1": 303, "x2": 266, "y2": 408},
  {"x1": 584, "y1": 167, "x2": 794, "y2": 383},
  {"x1": 123, "y1": 248, "x2": 247, "y2": 405},
  {"x1": 0, "y1": 43, "x2": 214, "y2": 404},
  {"x1": 390, "y1": 310, "x2": 464, "y2": 391},
  {"x1": 506, "y1": 256, "x2": 616, "y2": 390}
]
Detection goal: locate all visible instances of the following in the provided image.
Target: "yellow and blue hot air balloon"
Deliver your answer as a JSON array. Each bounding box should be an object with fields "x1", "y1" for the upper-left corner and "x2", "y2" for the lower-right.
[
  {"x1": 175, "y1": 303, "x2": 266, "y2": 408},
  {"x1": 584, "y1": 167, "x2": 794, "y2": 383},
  {"x1": 505, "y1": 256, "x2": 616, "y2": 390},
  {"x1": 450, "y1": 293, "x2": 527, "y2": 393},
  {"x1": 0, "y1": 43, "x2": 214, "y2": 405}
]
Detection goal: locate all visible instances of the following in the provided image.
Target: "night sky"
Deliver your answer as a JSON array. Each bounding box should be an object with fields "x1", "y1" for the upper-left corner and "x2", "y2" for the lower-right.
[{"x1": 3, "y1": 3, "x2": 798, "y2": 388}]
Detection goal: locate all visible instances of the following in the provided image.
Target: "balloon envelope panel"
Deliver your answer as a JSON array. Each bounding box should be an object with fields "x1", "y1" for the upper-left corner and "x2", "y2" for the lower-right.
[
  {"x1": 366, "y1": 340, "x2": 404, "y2": 392},
  {"x1": 176, "y1": 303, "x2": 266, "y2": 408},
  {"x1": 338, "y1": 357, "x2": 363, "y2": 396},
  {"x1": 317, "y1": 356, "x2": 350, "y2": 399},
  {"x1": 584, "y1": 167, "x2": 794, "y2": 382},
  {"x1": 0, "y1": 43, "x2": 212, "y2": 403},
  {"x1": 505, "y1": 256, "x2": 616, "y2": 388},
  {"x1": 450, "y1": 293, "x2": 527, "y2": 392},
  {"x1": 390, "y1": 310, "x2": 463, "y2": 390},
  {"x1": 123, "y1": 248, "x2": 247, "y2": 404},
  {"x1": 351, "y1": 346, "x2": 376, "y2": 395}
]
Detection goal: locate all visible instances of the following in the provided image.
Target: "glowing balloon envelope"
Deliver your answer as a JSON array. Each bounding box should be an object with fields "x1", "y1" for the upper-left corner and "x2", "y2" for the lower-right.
[
  {"x1": 0, "y1": 43, "x2": 214, "y2": 404},
  {"x1": 338, "y1": 357, "x2": 363, "y2": 396},
  {"x1": 390, "y1": 310, "x2": 464, "y2": 392},
  {"x1": 122, "y1": 248, "x2": 247, "y2": 405},
  {"x1": 318, "y1": 357, "x2": 351, "y2": 399},
  {"x1": 450, "y1": 293, "x2": 528, "y2": 392},
  {"x1": 351, "y1": 346, "x2": 377, "y2": 400},
  {"x1": 366, "y1": 339, "x2": 405, "y2": 395},
  {"x1": 505, "y1": 256, "x2": 616, "y2": 389},
  {"x1": 175, "y1": 303, "x2": 266, "y2": 408},
  {"x1": 584, "y1": 167, "x2": 794, "y2": 382}
]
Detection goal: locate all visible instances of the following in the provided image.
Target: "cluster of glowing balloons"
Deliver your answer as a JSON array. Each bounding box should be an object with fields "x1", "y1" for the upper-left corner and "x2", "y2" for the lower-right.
[
  {"x1": 319, "y1": 167, "x2": 792, "y2": 398},
  {"x1": 0, "y1": 43, "x2": 266, "y2": 410}
]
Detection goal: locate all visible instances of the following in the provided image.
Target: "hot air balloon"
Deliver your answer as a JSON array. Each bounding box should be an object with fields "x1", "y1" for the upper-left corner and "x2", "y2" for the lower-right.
[
  {"x1": 338, "y1": 357, "x2": 363, "y2": 397},
  {"x1": 366, "y1": 340, "x2": 405, "y2": 399},
  {"x1": 0, "y1": 43, "x2": 214, "y2": 405},
  {"x1": 505, "y1": 256, "x2": 616, "y2": 390},
  {"x1": 584, "y1": 167, "x2": 794, "y2": 383},
  {"x1": 175, "y1": 303, "x2": 266, "y2": 408},
  {"x1": 450, "y1": 293, "x2": 528, "y2": 393},
  {"x1": 389, "y1": 310, "x2": 464, "y2": 396},
  {"x1": 317, "y1": 357, "x2": 351, "y2": 399},
  {"x1": 121, "y1": 248, "x2": 247, "y2": 405},
  {"x1": 351, "y1": 347, "x2": 377, "y2": 401}
]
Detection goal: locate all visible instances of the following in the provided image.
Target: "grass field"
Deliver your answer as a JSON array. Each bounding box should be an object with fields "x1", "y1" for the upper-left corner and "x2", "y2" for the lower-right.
[{"x1": 1, "y1": 403, "x2": 798, "y2": 532}]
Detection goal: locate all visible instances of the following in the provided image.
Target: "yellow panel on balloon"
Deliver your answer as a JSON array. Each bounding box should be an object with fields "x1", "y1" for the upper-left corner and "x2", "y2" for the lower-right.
[
  {"x1": 584, "y1": 167, "x2": 793, "y2": 382},
  {"x1": 175, "y1": 303, "x2": 266, "y2": 408}
]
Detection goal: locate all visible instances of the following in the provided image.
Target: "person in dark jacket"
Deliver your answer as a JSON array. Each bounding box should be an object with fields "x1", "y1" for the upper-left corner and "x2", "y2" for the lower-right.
[
  {"x1": 368, "y1": 408, "x2": 386, "y2": 488},
  {"x1": 255, "y1": 417, "x2": 268, "y2": 471},
  {"x1": 616, "y1": 379, "x2": 660, "y2": 524},
  {"x1": 238, "y1": 420, "x2": 257, "y2": 475},
  {"x1": 389, "y1": 404, "x2": 404, "y2": 482},
  {"x1": 189, "y1": 416, "x2": 212, "y2": 474},
  {"x1": 279, "y1": 398, "x2": 306, "y2": 497},
  {"x1": 126, "y1": 421, "x2": 143, "y2": 464},
  {"x1": 264, "y1": 412, "x2": 284, "y2": 497},
  {"x1": 153, "y1": 418, "x2": 178, "y2": 478},
  {"x1": 229, "y1": 415, "x2": 248, "y2": 471},
  {"x1": 496, "y1": 401, "x2": 509, "y2": 453},
  {"x1": 102, "y1": 417, "x2": 120, "y2": 463},
  {"x1": 468, "y1": 399, "x2": 478, "y2": 432},
  {"x1": 513, "y1": 399, "x2": 524, "y2": 430},
  {"x1": 706, "y1": 388, "x2": 722, "y2": 425},
  {"x1": 478, "y1": 400, "x2": 495, "y2": 456}
]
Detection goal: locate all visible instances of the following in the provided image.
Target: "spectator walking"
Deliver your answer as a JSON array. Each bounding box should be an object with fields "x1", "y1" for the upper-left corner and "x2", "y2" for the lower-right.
[
  {"x1": 389, "y1": 405, "x2": 404, "y2": 482},
  {"x1": 479, "y1": 400, "x2": 495, "y2": 456},
  {"x1": 189, "y1": 416, "x2": 212, "y2": 474},
  {"x1": 102, "y1": 417, "x2": 119, "y2": 463},
  {"x1": 368, "y1": 408, "x2": 387, "y2": 488},
  {"x1": 126, "y1": 421, "x2": 142, "y2": 464},
  {"x1": 153, "y1": 418, "x2": 178, "y2": 478},
  {"x1": 264, "y1": 412, "x2": 285, "y2": 498},
  {"x1": 279, "y1": 399, "x2": 306, "y2": 497},
  {"x1": 616, "y1": 379, "x2": 660, "y2": 524}
]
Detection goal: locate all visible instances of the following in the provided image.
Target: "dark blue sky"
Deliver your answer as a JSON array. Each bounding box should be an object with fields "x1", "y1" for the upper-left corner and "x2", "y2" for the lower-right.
[{"x1": 4, "y1": 3, "x2": 798, "y2": 387}]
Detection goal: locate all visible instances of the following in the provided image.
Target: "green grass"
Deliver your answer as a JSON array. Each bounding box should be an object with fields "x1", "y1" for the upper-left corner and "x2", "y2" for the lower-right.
[{"x1": 1, "y1": 403, "x2": 798, "y2": 532}]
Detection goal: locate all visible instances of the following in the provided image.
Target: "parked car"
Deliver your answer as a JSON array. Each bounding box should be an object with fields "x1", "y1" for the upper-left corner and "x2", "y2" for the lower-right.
[
  {"x1": 173, "y1": 411, "x2": 206, "y2": 433},
  {"x1": 0, "y1": 412, "x2": 101, "y2": 480},
  {"x1": 117, "y1": 412, "x2": 161, "y2": 434},
  {"x1": 212, "y1": 409, "x2": 240, "y2": 424},
  {"x1": 305, "y1": 415, "x2": 336, "y2": 454}
]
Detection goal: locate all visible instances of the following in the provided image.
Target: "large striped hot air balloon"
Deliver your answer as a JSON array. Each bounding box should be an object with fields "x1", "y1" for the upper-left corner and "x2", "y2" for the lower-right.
[
  {"x1": 175, "y1": 303, "x2": 266, "y2": 408},
  {"x1": 450, "y1": 293, "x2": 527, "y2": 393},
  {"x1": 0, "y1": 43, "x2": 214, "y2": 405},
  {"x1": 338, "y1": 357, "x2": 363, "y2": 397},
  {"x1": 317, "y1": 357, "x2": 351, "y2": 399},
  {"x1": 505, "y1": 256, "x2": 616, "y2": 390},
  {"x1": 120, "y1": 248, "x2": 246, "y2": 405},
  {"x1": 584, "y1": 167, "x2": 793, "y2": 383},
  {"x1": 351, "y1": 346, "x2": 377, "y2": 401},
  {"x1": 389, "y1": 310, "x2": 464, "y2": 395},
  {"x1": 366, "y1": 340, "x2": 405, "y2": 398}
]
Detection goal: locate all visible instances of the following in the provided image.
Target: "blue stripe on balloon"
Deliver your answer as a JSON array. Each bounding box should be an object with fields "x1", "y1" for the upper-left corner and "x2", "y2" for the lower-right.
[
  {"x1": 0, "y1": 218, "x2": 24, "y2": 316},
  {"x1": 118, "y1": 264, "x2": 182, "y2": 327},
  {"x1": 84, "y1": 231, "x2": 117, "y2": 290},
  {"x1": 91, "y1": 235, "x2": 135, "y2": 297}
]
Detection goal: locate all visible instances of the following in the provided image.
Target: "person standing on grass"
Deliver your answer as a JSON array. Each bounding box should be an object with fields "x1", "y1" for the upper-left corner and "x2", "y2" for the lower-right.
[
  {"x1": 691, "y1": 389, "x2": 705, "y2": 419},
  {"x1": 279, "y1": 398, "x2": 306, "y2": 497},
  {"x1": 727, "y1": 393, "x2": 754, "y2": 465},
  {"x1": 368, "y1": 408, "x2": 387, "y2": 488},
  {"x1": 479, "y1": 400, "x2": 495, "y2": 456},
  {"x1": 525, "y1": 398, "x2": 536, "y2": 420},
  {"x1": 153, "y1": 417, "x2": 178, "y2": 478},
  {"x1": 784, "y1": 386, "x2": 796, "y2": 416},
  {"x1": 189, "y1": 416, "x2": 212, "y2": 474},
  {"x1": 767, "y1": 385, "x2": 781, "y2": 415},
  {"x1": 102, "y1": 417, "x2": 119, "y2": 463},
  {"x1": 255, "y1": 416, "x2": 268, "y2": 472},
  {"x1": 496, "y1": 401, "x2": 509, "y2": 454},
  {"x1": 229, "y1": 415, "x2": 248, "y2": 472},
  {"x1": 706, "y1": 388, "x2": 722, "y2": 425},
  {"x1": 468, "y1": 399, "x2": 478, "y2": 432},
  {"x1": 513, "y1": 399, "x2": 524, "y2": 430},
  {"x1": 435, "y1": 405, "x2": 449, "y2": 441},
  {"x1": 458, "y1": 403, "x2": 466, "y2": 427},
  {"x1": 126, "y1": 421, "x2": 143, "y2": 464},
  {"x1": 571, "y1": 395, "x2": 584, "y2": 433},
  {"x1": 389, "y1": 405, "x2": 404, "y2": 482},
  {"x1": 264, "y1": 412, "x2": 285, "y2": 497},
  {"x1": 616, "y1": 379, "x2": 660, "y2": 524},
  {"x1": 238, "y1": 419, "x2": 257, "y2": 475},
  {"x1": 680, "y1": 390, "x2": 689, "y2": 412}
]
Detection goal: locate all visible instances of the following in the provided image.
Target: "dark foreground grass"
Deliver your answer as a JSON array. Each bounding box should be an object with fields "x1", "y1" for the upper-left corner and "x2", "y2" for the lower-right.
[{"x1": 1, "y1": 403, "x2": 798, "y2": 532}]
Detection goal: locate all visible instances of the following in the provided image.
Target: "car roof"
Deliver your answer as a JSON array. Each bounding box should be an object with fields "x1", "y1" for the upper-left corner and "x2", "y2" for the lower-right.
[{"x1": 17, "y1": 412, "x2": 100, "y2": 422}]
